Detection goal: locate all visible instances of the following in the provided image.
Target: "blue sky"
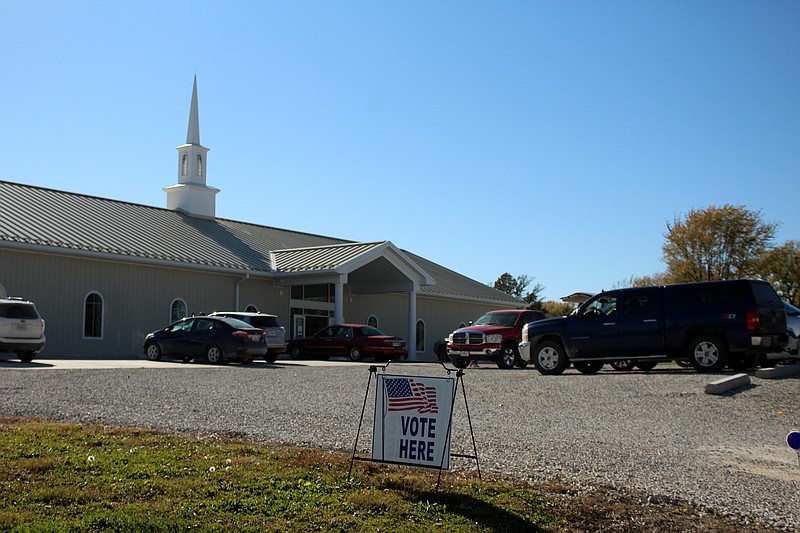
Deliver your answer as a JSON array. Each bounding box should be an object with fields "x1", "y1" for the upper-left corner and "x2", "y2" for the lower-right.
[{"x1": 2, "y1": 1, "x2": 798, "y2": 302}]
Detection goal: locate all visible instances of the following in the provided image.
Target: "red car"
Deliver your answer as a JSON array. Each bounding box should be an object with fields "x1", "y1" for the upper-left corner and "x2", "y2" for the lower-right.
[{"x1": 287, "y1": 324, "x2": 407, "y2": 362}]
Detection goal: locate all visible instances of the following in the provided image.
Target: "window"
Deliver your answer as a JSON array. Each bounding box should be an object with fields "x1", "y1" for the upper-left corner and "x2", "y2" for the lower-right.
[
  {"x1": 83, "y1": 292, "x2": 103, "y2": 338},
  {"x1": 416, "y1": 320, "x2": 425, "y2": 353},
  {"x1": 244, "y1": 304, "x2": 258, "y2": 313},
  {"x1": 367, "y1": 315, "x2": 378, "y2": 328},
  {"x1": 580, "y1": 293, "x2": 618, "y2": 319},
  {"x1": 623, "y1": 291, "x2": 656, "y2": 315},
  {"x1": 171, "y1": 299, "x2": 187, "y2": 323},
  {"x1": 181, "y1": 154, "x2": 188, "y2": 176},
  {"x1": 197, "y1": 155, "x2": 203, "y2": 176}
]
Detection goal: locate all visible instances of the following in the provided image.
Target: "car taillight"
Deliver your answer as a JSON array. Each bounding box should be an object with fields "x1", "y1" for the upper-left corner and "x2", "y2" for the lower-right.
[
  {"x1": 746, "y1": 311, "x2": 760, "y2": 330},
  {"x1": 231, "y1": 330, "x2": 249, "y2": 338}
]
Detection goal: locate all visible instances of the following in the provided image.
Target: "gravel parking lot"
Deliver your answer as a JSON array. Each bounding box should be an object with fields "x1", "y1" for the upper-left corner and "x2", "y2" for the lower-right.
[{"x1": 0, "y1": 358, "x2": 798, "y2": 530}]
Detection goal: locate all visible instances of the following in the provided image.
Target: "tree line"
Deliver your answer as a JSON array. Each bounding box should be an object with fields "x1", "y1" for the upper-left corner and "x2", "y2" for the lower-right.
[{"x1": 492, "y1": 204, "x2": 799, "y2": 315}]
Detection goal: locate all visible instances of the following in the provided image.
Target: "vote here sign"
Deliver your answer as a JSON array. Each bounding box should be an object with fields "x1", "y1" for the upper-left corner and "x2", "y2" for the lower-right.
[{"x1": 372, "y1": 374, "x2": 455, "y2": 470}]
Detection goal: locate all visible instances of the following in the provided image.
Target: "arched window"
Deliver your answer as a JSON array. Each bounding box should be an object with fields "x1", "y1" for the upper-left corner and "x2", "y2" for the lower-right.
[
  {"x1": 367, "y1": 315, "x2": 378, "y2": 328},
  {"x1": 416, "y1": 319, "x2": 425, "y2": 353},
  {"x1": 244, "y1": 304, "x2": 258, "y2": 313},
  {"x1": 170, "y1": 298, "x2": 187, "y2": 323},
  {"x1": 197, "y1": 155, "x2": 203, "y2": 176},
  {"x1": 181, "y1": 154, "x2": 188, "y2": 176},
  {"x1": 458, "y1": 322, "x2": 466, "y2": 328},
  {"x1": 83, "y1": 292, "x2": 104, "y2": 339}
]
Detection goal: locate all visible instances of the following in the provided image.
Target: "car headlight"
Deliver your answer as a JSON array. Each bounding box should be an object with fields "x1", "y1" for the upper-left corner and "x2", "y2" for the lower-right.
[
  {"x1": 521, "y1": 324, "x2": 528, "y2": 342},
  {"x1": 486, "y1": 334, "x2": 502, "y2": 344}
]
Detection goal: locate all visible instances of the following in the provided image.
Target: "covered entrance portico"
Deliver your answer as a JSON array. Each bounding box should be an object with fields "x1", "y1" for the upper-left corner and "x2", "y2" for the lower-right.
[{"x1": 271, "y1": 241, "x2": 435, "y2": 360}]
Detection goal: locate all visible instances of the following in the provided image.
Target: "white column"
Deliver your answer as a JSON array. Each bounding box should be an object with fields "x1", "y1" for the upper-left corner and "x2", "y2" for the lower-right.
[
  {"x1": 408, "y1": 288, "x2": 417, "y2": 361},
  {"x1": 334, "y1": 277, "x2": 345, "y2": 324}
]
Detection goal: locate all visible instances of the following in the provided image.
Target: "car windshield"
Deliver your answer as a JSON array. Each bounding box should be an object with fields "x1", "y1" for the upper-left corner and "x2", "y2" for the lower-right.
[{"x1": 473, "y1": 312, "x2": 517, "y2": 327}]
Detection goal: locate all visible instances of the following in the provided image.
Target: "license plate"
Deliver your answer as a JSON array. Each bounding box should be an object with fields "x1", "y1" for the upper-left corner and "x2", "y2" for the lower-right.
[
  {"x1": 392, "y1": 342, "x2": 400, "y2": 347},
  {"x1": 16, "y1": 323, "x2": 29, "y2": 331},
  {"x1": 248, "y1": 335, "x2": 260, "y2": 342}
]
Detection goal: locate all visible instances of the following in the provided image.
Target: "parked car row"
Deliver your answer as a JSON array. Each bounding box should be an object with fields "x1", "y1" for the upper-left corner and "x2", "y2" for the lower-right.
[{"x1": 141, "y1": 311, "x2": 407, "y2": 365}]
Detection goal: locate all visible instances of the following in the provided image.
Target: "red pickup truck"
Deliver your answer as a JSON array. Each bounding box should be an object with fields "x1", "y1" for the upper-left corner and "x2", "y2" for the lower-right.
[{"x1": 446, "y1": 309, "x2": 545, "y2": 369}]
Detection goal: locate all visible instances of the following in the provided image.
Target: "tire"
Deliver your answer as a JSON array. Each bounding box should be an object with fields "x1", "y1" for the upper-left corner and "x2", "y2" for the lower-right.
[
  {"x1": 264, "y1": 353, "x2": 278, "y2": 364},
  {"x1": 687, "y1": 335, "x2": 728, "y2": 372},
  {"x1": 532, "y1": 341, "x2": 569, "y2": 375},
  {"x1": 450, "y1": 356, "x2": 470, "y2": 369},
  {"x1": 145, "y1": 342, "x2": 162, "y2": 361},
  {"x1": 573, "y1": 361, "x2": 603, "y2": 374},
  {"x1": 728, "y1": 352, "x2": 759, "y2": 371},
  {"x1": 290, "y1": 345, "x2": 303, "y2": 359},
  {"x1": 496, "y1": 343, "x2": 518, "y2": 369},
  {"x1": 348, "y1": 346, "x2": 364, "y2": 362},
  {"x1": 610, "y1": 360, "x2": 635, "y2": 371},
  {"x1": 18, "y1": 352, "x2": 36, "y2": 363},
  {"x1": 205, "y1": 345, "x2": 224, "y2": 364},
  {"x1": 635, "y1": 361, "x2": 658, "y2": 371}
]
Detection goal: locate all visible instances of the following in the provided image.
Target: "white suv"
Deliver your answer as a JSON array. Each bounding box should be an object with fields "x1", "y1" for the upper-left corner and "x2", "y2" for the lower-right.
[
  {"x1": 0, "y1": 297, "x2": 46, "y2": 362},
  {"x1": 209, "y1": 312, "x2": 286, "y2": 363}
]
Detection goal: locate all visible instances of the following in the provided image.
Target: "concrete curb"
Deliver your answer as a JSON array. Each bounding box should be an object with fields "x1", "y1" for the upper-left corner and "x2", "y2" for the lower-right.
[
  {"x1": 755, "y1": 364, "x2": 800, "y2": 379},
  {"x1": 705, "y1": 373, "x2": 751, "y2": 395}
]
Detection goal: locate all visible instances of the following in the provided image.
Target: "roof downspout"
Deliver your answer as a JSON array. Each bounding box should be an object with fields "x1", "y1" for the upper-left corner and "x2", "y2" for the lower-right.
[{"x1": 235, "y1": 273, "x2": 250, "y2": 311}]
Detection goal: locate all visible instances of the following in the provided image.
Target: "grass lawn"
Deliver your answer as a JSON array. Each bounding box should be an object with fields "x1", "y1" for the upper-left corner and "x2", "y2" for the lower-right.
[{"x1": 0, "y1": 417, "x2": 771, "y2": 532}]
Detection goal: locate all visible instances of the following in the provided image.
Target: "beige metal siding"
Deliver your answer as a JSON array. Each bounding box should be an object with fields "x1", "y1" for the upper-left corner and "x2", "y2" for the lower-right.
[{"x1": 0, "y1": 249, "x2": 286, "y2": 357}]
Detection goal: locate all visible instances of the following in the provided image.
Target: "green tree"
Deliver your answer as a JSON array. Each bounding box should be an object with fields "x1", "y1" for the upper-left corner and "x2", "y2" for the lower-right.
[
  {"x1": 491, "y1": 273, "x2": 544, "y2": 309},
  {"x1": 662, "y1": 205, "x2": 778, "y2": 282},
  {"x1": 758, "y1": 240, "x2": 800, "y2": 306}
]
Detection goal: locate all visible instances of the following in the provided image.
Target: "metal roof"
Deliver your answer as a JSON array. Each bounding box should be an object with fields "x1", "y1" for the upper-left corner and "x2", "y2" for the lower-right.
[{"x1": 0, "y1": 180, "x2": 520, "y2": 305}]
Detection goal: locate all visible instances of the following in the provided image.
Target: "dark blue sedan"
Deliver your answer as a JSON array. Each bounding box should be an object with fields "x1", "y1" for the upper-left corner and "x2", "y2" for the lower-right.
[{"x1": 143, "y1": 316, "x2": 268, "y2": 364}]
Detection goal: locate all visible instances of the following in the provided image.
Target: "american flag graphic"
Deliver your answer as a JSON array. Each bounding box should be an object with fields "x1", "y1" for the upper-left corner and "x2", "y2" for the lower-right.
[{"x1": 385, "y1": 378, "x2": 438, "y2": 414}]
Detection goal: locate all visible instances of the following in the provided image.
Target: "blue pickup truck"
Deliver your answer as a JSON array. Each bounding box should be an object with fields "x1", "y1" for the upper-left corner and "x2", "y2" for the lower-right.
[{"x1": 519, "y1": 279, "x2": 788, "y2": 374}]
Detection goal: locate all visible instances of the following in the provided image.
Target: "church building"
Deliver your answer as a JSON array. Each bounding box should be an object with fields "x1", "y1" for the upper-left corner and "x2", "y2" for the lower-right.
[{"x1": 0, "y1": 78, "x2": 520, "y2": 360}]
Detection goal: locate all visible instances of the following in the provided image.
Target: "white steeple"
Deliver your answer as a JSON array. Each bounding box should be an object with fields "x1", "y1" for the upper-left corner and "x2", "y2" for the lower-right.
[{"x1": 164, "y1": 75, "x2": 220, "y2": 218}]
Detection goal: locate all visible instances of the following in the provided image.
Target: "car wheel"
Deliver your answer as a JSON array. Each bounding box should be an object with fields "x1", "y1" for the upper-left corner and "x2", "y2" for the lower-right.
[
  {"x1": 348, "y1": 346, "x2": 364, "y2": 362},
  {"x1": 573, "y1": 361, "x2": 603, "y2": 374},
  {"x1": 687, "y1": 335, "x2": 728, "y2": 372},
  {"x1": 635, "y1": 361, "x2": 658, "y2": 371},
  {"x1": 264, "y1": 353, "x2": 278, "y2": 364},
  {"x1": 18, "y1": 352, "x2": 36, "y2": 363},
  {"x1": 145, "y1": 342, "x2": 162, "y2": 361},
  {"x1": 205, "y1": 345, "x2": 224, "y2": 364},
  {"x1": 450, "y1": 356, "x2": 470, "y2": 369},
  {"x1": 609, "y1": 360, "x2": 635, "y2": 371},
  {"x1": 496, "y1": 343, "x2": 518, "y2": 369},
  {"x1": 728, "y1": 352, "x2": 759, "y2": 371},
  {"x1": 290, "y1": 345, "x2": 303, "y2": 359},
  {"x1": 532, "y1": 341, "x2": 569, "y2": 375}
]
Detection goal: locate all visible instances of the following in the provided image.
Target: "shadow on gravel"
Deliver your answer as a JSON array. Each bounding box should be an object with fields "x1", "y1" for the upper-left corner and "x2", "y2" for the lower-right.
[{"x1": 0, "y1": 359, "x2": 54, "y2": 368}]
